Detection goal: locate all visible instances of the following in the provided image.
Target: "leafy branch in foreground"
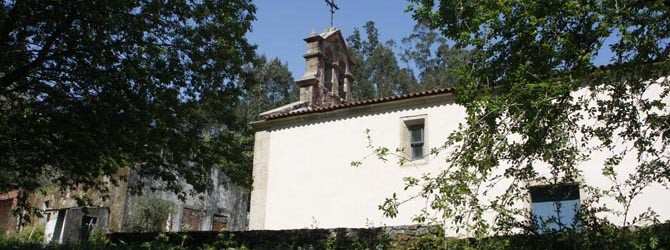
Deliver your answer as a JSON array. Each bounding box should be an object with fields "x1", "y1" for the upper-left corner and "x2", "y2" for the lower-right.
[
  {"x1": 363, "y1": 0, "x2": 670, "y2": 237},
  {"x1": 0, "y1": 0, "x2": 256, "y2": 213}
]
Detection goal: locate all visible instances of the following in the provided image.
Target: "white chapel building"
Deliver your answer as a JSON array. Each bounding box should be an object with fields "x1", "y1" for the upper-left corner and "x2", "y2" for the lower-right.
[{"x1": 248, "y1": 28, "x2": 670, "y2": 232}]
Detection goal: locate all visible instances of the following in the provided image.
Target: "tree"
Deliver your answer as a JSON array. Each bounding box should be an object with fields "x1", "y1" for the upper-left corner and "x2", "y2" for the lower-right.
[
  {"x1": 347, "y1": 28, "x2": 376, "y2": 100},
  {"x1": 0, "y1": 1, "x2": 256, "y2": 208},
  {"x1": 401, "y1": 23, "x2": 470, "y2": 90},
  {"x1": 239, "y1": 55, "x2": 298, "y2": 124},
  {"x1": 347, "y1": 21, "x2": 418, "y2": 99},
  {"x1": 375, "y1": 0, "x2": 669, "y2": 237},
  {"x1": 347, "y1": 21, "x2": 470, "y2": 99}
]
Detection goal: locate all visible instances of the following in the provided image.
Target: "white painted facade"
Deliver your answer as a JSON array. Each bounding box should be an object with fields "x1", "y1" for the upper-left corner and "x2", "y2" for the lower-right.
[
  {"x1": 248, "y1": 28, "x2": 669, "y2": 233},
  {"x1": 249, "y1": 87, "x2": 670, "y2": 232}
]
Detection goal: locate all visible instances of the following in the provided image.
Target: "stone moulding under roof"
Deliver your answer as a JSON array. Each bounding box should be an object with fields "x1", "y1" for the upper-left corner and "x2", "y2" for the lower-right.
[{"x1": 260, "y1": 87, "x2": 455, "y2": 121}]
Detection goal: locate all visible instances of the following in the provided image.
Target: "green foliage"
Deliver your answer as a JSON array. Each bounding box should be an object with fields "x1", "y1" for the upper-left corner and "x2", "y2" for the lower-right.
[
  {"x1": 346, "y1": 21, "x2": 470, "y2": 100},
  {"x1": 0, "y1": 0, "x2": 257, "y2": 211},
  {"x1": 205, "y1": 232, "x2": 248, "y2": 250},
  {"x1": 84, "y1": 228, "x2": 111, "y2": 250},
  {"x1": 17, "y1": 225, "x2": 45, "y2": 244},
  {"x1": 405, "y1": 227, "x2": 446, "y2": 250},
  {"x1": 365, "y1": 0, "x2": 670, "y2": 239},
  {"x1": 106, "y1": 228, "x2": 393, "y2": 250},
  {"x1": 0, "y1": 226, "x2": 52, "y2": 250},
  {"x1": 347, "y1": 21, "x2": 419, "y2": 99},
  {"x1": 124, "y1": 195, "x2": 174, "y2": 233},
  {"x1": 408, "y1": 223, "x2": 670, "y2": 250},
  {"x1": 0, "y1": 224, "x2": 669, "y2": 249},
  {"x1": 138, "y1": 233, "x2": 189, "y2": 250},
  {"x1": 400, "y1": 23, "x2": 470, "y2": 90},
  {"x1": 239, "y1": 55, "x2": 298, "y2": 124}
]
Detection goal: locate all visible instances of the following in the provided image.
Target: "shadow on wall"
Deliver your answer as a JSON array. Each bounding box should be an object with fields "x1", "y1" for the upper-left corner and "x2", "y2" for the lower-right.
[
  {"x1": 122, "y1": 168, "x2": 249, "y2": 233},
  {"x1": 44, "y1": 207, "x2": 109, "y2": 244}
]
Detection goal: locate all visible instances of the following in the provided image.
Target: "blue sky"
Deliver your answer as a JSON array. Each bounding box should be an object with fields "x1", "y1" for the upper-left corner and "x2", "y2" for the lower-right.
[
  {"x1": 247, "y1": 0, "x2": 416, "y2": 79},
  {"x1": 247, "y1": 0, "x2": 614, "y2": 80}
]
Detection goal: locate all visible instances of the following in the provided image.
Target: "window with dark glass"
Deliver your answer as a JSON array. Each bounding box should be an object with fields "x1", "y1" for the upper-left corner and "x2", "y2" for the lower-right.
[
  {"x1": 409, "y1": 125, "x2": 424, "y2": 160},
  {"x1": 530, "y1": 184, "x2": 580, "y2": 232},
  {"x1": 79, "y1": 215, "x2": 97, "y2": 243}
]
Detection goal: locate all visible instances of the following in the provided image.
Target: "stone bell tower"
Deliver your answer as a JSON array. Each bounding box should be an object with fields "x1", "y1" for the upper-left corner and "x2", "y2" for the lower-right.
[{"x1": 296, "y1": 28, "x2": 355, "y2": 107}]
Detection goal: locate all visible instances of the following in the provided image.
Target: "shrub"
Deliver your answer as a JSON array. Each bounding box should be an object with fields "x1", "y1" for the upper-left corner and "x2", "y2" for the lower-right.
[
  {"x1": 124, "y1": 195, "x2": 174, "y2": 233},
  {"x1": 17, "y1": 225, "x2": 44, "y2": 244}
]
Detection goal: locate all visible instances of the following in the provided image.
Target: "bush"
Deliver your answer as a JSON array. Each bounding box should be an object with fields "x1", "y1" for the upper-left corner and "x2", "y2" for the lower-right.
[
  {"x1": 0, "y1": 225, "x2": 45, "y2": 250},
  {"x1": 84, "y1": 228, "x2": 110, "y2": 249},
  {"x1": 204, "y1": 232, "x2": 248, "y2": 250},
  {"x1": 124, "y1": 195, "x2": 174, "y2": 233},
  {"x1": 0, "y1": 223, "x2": 668, "y2": 249},
  {"x1": 17, "y1": 225, "x2": 44, "y2": 244}
]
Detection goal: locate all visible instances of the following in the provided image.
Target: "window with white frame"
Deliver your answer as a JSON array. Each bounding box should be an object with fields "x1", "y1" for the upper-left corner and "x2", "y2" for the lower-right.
[{"x1": 529, "y1": 184, "x2": 580, "y2": 232}]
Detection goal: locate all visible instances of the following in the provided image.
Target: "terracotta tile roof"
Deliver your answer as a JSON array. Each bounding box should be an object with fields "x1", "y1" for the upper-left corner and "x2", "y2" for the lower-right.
[
  {"x1": 263, "y1": 87, "x2": 455, "y2": 121},
  {"x1": 261, "y1": 59, "x2": 669, "y2": 121}
]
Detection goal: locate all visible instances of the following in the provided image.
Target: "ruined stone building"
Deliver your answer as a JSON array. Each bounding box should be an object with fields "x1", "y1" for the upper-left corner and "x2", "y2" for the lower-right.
[
  {"x1": 0, "y1": 191, "x2": 19, "y2": 235},
  {"x1": 0, "y1": 167, "x2": 248, "y2": 243},
  {"x1": 248, "y1": 28, "x2": 670, "y2": 234}
]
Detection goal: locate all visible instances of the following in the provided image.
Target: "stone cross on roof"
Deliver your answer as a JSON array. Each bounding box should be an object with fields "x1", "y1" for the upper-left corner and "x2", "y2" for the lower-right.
[{"x1": 325, "y1": 0, "x2": 339, "y2": 28}]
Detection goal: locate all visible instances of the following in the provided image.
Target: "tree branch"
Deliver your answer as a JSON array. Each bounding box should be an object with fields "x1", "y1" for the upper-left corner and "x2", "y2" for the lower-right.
[{"x1": 1, "y1": 13, "x2": 75, "y2": 93}]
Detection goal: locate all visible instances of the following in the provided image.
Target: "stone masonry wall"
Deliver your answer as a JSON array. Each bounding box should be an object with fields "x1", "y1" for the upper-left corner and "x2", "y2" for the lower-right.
[
  {"x1": 123, "y1": 167, "x2": 248, "y2": 232},
  {"x1": 109, "y1": 224, "x2": 441, "y2": 249}
]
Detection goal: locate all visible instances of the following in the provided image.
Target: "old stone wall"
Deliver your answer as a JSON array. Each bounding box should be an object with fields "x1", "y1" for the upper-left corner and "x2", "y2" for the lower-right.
[
  {"x1": 58, "y1": 207, "x2": 109, "y2": 243},
  {"x1": 3, "y1": 165, "x2": 246, "y2": 244},
  {"x1": 108, "y1": 224, "x2": 441, "y2": 249},
  {"x1": 32, "y1": 169, "x2": 129, "y2": 233},
  {"x1": 0, "y1": 191, "x2": 18, "y2": 234},
  {"x1": 0, "y1": 172, "x2": 127, "y2": 240},
  {"x1": 3, "y1": 164, "x2": 246, "y2": 244},
  {"x1": 123, "y1": 167, "x2": 248, "y2": 232}
]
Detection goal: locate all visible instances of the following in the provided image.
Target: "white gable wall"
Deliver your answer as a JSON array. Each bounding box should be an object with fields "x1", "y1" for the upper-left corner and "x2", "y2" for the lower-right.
[{"x1": 252, "y1": 97, "x2": 464, "y2": 230}]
